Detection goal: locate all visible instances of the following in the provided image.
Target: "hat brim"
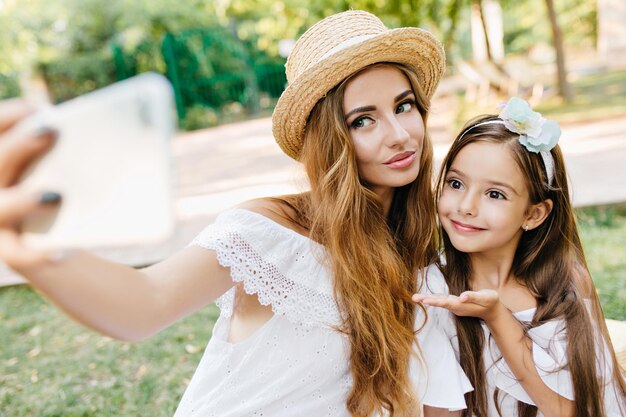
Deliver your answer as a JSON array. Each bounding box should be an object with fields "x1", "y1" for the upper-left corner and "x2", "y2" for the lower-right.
[{"x1": 272, "y1": 27, "x2": 445, "y2": 160}]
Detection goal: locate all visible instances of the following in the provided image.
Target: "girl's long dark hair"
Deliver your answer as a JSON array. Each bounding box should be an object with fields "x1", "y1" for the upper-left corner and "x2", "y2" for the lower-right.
[{"x1": 436, "y1": 115, "x2": 626, "y2": 417}]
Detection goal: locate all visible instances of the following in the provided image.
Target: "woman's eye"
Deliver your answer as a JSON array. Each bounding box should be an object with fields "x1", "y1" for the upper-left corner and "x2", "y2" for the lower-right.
[
  {"x1": 396, "y1": 101, "x2": 413, "y2": 114},
  {"x1": 351, "y1": 116, "x2": 374, "y2": 129},
  {"x1": 447, "y1": 179, "x2": 463, "y2": 189},
  {"x1": 487, "y1": 190, "x2": 506, "y2": 200}
]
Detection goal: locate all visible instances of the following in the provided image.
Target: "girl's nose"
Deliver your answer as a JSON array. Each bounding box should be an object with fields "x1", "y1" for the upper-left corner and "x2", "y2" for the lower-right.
[{"x1": 458, "y1": 192, "x2": 477, "y2": 216}]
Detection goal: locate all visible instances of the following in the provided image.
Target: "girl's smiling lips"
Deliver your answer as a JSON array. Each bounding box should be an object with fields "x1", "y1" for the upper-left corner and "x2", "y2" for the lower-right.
[
  {"x1": 450, "y1": 219, "x2": 486, "y2": 233},
  {"x1": 384, "y1": 151, "x2": 416, "y2": 169}
]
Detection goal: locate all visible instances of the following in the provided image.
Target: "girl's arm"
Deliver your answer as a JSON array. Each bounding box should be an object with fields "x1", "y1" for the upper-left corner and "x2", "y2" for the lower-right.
[
  {"x1": 483, "y1": 299, "x2": 574, "y2": 417},
  {"x1": 4, "y1": 245, "x2": 234, "y2": 341},
  {"x1": 414, "y1": 291, "x2": 575, "y2": 417}
]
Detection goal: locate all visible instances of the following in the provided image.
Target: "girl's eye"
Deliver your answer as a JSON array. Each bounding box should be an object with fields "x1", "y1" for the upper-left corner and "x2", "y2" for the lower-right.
[
  {"x1": 487, "y1": 190, "x2": 506, "y2": 200},
  {"x1": 396, "y1": 101, "x2": 413, "y2": 114},
  {"x1": 351, "y1": 116, "x2": 374, "y2": 129},
  {"x1": 447, "y1": 179, "x2": 463, "y2": 190}
]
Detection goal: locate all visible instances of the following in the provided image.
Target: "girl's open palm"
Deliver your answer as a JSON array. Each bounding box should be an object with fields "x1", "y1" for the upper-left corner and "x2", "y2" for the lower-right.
[{"x1": 413, "y1": 289, "x2": 500, "y2": 321}]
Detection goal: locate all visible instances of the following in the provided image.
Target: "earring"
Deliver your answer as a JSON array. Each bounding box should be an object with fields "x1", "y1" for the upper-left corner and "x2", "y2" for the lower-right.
[{"x1": 523, "y1": 225, "x2": 529, "y2": 231}]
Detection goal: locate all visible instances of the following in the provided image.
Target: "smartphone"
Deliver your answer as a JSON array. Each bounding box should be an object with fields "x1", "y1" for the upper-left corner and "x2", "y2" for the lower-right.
[{"x1": 17, "y1": 72, "x2": 176, "y2": 249}]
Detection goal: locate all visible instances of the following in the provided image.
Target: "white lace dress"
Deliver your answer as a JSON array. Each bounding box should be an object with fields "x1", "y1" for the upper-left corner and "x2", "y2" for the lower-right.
[
  {"x1": 424, "y1": 266, "x2": 625, "y2": 417},
  {"x1": 173, "y1": 208, "x2": 472, "y2": 417}
]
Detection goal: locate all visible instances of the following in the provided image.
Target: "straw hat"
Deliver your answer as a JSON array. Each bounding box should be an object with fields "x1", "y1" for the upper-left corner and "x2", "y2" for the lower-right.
[{"x1": 272, "y1": 10, "x2": 446, "y2": 160}]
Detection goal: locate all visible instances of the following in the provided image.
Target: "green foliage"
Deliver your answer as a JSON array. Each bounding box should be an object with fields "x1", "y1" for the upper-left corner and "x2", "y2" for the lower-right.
[
  {"x1": 0, "y1": 74, "x2": 21, "y2": 100},
  {"x1": 0, "y1": 0, "x2": 602, "y2": 126},
  {"x1": 503, "y1": 0, "x2": 597, "y2": 55},
  {"x1": 179, "y1": 104, "x2": 220, "y2": 130},
  {"x1": 577, "y1": 204, "x2": 626, "y2": 321},
  {"x1": 41, "y1": 50, "x2": 117, "y2": 103}
]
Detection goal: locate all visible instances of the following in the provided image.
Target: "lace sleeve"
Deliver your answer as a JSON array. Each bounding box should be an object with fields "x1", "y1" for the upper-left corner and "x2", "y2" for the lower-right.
[{"x1": 190, "y1": 209, "x2": 341, "y2": 327}]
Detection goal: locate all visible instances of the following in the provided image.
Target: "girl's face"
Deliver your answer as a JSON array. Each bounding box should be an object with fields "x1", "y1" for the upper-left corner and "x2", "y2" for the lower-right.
[
  {"x1": 438, "y1": 141, "x2": 532, "y2": 257},
  {"x1": 343, "y1": 66, "x2": 425, "y2": 202}
]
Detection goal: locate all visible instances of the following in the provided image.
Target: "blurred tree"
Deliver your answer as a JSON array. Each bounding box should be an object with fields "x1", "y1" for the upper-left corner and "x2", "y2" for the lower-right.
[
  {"x1": 0, "y1": 0, "x2": 594, "y2": 103},
  {"x1": 545, "y1": 0, "x2": 573, "y2": 102}
]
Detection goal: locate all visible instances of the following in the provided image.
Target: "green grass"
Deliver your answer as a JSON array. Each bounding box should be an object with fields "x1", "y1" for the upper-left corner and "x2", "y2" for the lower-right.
[
  {"x1": 0, "y1": 289, "x2": 219, "y2": 416},
  {"x1": 535, "y1": 69, "x2": 626, "y2": 122},
  {"x1": 1, "y1": 205, "x2": 624, "y2": 415},
  {"x1": 577, "y1": 204, "x2": 626, "y2": 321},
  {"x1": 453, "y1": 69, "x2": 626, "y2": 129}
]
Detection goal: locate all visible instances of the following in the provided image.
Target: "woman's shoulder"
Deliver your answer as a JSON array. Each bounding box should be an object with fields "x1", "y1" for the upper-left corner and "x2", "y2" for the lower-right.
[{"x1": 235, "y1": 196, "x2": 310, "y2": 238}]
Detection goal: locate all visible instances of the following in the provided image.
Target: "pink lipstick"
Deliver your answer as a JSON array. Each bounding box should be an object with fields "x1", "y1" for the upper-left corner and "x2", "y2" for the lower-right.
[{"x1": 384, "y1": 151, "x2": 416, "y2": 169}]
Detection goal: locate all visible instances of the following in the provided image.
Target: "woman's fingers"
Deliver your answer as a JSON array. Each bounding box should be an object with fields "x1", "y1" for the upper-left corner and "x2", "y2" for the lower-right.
[
  {"x1": 0, "y1": 188, "x2": 61, "y2": 226},
  {"x1": 0, "y1": 125, "x2": 56, "y2": 187},
  {"x1": 0, "y1": 99, "x2": 35, "y2": 132},
  {"x1": 0, "y1": 99, "x2": 57, "y2": 187}
]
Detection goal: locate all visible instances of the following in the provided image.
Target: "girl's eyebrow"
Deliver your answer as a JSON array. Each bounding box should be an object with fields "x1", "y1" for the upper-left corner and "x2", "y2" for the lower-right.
[
  {"x1": 344, "y1": 90, "x2": 415, "y2": 121},
  {"x1": 447, "y1": 168, "x2": 520, "y2": 196},
  {"x1": 487, "y1": 180, "x2": 520, "y2": 196}
]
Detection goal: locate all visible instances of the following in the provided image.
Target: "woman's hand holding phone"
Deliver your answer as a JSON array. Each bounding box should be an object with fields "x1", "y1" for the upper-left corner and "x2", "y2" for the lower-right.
[{"x1": 0, "y1": 99, "x2": 61, "y2": 268}]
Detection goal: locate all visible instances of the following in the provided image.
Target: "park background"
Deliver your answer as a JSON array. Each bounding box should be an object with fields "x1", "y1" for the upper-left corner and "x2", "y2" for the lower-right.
[{"x1": 1, "y1": 0, "x2": 625, "y2": 415}]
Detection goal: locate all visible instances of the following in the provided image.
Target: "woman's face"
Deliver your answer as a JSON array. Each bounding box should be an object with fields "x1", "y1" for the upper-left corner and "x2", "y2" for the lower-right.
[{"x1": 343, "y1": 66, "x2": 425, "y2": 202}]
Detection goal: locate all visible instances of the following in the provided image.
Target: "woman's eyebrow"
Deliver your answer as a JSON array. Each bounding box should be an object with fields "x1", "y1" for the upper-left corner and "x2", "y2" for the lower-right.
[
  {"x1": 344, "y1": 90, "x2": 413, "y2": 120},
  {"x1": 394, "y1": 90, "x2": 413, "y2": 102},
  {"x1": 344, "y1": 105, "x2": 376, "y2": 120}
]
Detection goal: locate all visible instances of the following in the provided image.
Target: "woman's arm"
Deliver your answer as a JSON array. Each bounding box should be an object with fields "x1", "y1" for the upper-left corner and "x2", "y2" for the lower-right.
[
  {"x1": 414, "y1": 291, "x2": 575, "y2": 417},
  {"x1": 0, "y1": 99, "x2": 234, "y2": 341},
  {"x1": 6, "y1": 246, "x2": 234, "y2": 341}
]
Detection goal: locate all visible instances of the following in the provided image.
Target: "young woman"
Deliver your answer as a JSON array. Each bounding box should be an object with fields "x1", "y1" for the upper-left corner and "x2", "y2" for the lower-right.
[
  {"x1": 0, "y1": 11, "x2": 470, "y2": 416},
  {"x1": 414, "y1": 97, "x2": 626, "y2": 416}
]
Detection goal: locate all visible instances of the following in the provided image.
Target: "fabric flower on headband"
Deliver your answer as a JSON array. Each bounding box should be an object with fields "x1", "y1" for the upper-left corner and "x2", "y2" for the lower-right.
[{"x1": 497, "y1": 97, "x2": 561, "y2": 153}]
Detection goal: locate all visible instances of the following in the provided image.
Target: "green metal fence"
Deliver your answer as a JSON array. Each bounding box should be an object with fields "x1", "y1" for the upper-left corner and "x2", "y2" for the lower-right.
[{"x1": 13, "y1": 28, "x2": 287, "y2": 130}]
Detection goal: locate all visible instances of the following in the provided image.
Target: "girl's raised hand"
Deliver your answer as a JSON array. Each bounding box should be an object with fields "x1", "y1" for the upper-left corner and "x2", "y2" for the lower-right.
[{"x1": 413, "y1": 289, "x2": 502, "y2": 322}]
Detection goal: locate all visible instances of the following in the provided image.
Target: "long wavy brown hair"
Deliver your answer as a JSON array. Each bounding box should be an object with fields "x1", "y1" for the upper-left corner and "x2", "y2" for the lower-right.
[
  {"x1": 275, "y1": 62, "x2": 438, "y2": 416},
  {"x1": 436, "y1": 115, "x2": 626, "y2": 417}
]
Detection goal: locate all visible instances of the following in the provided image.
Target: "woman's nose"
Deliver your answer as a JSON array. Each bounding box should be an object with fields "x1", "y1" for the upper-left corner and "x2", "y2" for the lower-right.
[{"x1": 385, "y1": 116, "x2": 410, "y2": 147}]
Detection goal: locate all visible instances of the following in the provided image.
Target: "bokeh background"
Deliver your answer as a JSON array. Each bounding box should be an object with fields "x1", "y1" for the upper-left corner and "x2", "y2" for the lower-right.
[{"x1": 1, "y1": 1, "x2": 625, "y2": 415}]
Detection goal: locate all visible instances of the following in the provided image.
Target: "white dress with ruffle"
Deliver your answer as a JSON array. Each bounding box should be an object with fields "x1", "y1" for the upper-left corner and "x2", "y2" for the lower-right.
[
  {"x1": 423, "y1": 266, "x2": 625, "y2": 417},
  {"x1": 172, "y1": 209, "x2": 472, "y2": 417}
]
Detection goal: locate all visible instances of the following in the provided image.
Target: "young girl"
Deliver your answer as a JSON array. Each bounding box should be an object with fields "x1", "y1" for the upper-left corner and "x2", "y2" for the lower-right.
[
  {"x1": 414, "y1": 97, "x2": 626, "y2": 417},
  {"x1": 0, "y1": 10, "x2": 470, "y2": 417}
]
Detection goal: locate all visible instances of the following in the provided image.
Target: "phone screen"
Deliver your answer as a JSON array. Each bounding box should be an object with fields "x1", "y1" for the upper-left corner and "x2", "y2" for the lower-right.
[{"x1": 18, "y1": 73, "x2": 176, "y2": 249}]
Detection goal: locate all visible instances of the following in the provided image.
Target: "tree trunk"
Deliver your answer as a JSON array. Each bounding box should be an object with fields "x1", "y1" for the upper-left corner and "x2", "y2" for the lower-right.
[
  {"x1": 545, "y1": 0, "x2": 573, "y2": 102},
  {"x1": 474, "y1": 0, "x2": 493, "y2": 61}
]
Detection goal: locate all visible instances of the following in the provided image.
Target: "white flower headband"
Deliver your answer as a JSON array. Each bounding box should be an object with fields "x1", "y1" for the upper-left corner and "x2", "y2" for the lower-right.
[{"x1": 458, "y1": 97, "x2": 561, "y2": 186}]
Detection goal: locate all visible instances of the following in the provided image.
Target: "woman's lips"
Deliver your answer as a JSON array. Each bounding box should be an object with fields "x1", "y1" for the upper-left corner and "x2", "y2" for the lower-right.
[
  {"x1": 384, "y1": 151, "x2": 416, "y2": 169},
  {"x1": 451, "y1": 220, "x2": 485, "y2": 233}
]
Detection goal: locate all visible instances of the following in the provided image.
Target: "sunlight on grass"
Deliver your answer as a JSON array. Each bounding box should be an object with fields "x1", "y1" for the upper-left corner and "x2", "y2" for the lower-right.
[
  {"x1": 0, "y1": 289, "x2": 219, "y2": 416},
  {"x1": 536, "y1": 70, "x2": 626, "y2": 122}
]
